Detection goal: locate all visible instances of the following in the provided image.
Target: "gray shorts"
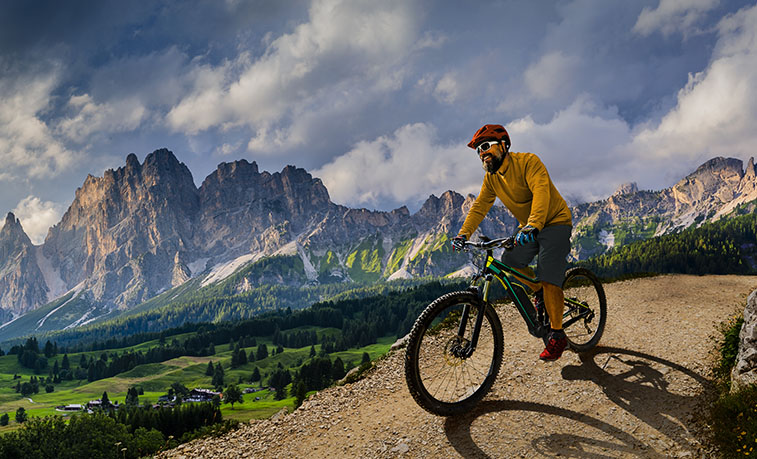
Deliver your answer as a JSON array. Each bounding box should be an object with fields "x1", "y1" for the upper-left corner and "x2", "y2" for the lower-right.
[{"x1": 501, "y1": 225, "x2": 572, "y2": 287}]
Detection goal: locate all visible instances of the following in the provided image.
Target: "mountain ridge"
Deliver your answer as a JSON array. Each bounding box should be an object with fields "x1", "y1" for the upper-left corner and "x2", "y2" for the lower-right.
[{"x1": 1, "y1": 149, "x2": 756, "y2": 337}]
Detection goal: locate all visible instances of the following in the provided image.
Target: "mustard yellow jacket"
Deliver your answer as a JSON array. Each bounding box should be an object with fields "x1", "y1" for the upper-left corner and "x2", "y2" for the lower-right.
[{"x1": 458, "y1": 152, "x2": 572, "y2": 238}]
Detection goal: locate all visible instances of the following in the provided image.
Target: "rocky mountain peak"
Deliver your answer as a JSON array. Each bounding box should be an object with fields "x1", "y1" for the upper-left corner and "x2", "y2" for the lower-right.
[
  {"x1": 690, "y1": 156, "x2": 744, "y2": 180},
  {"x1": 746, "y1": 157, "x2": 756, "y2": 179},
  {"x1": 417, "y1": 191, "x2": 465, "y2": 219},
  {"x1": 140, "y1": 148, "x2": 196, "y2": 189},
  {"x1": 202, "y1": 159, "x2": 260, "y2": 190},
  {"x1": 0, "y1": 212, "x2": 31, "y2": 246},
  {"x1": 613, "y1": 182, "x2": 638, "y2": 196},
  {"x1": 125, "y1": 153, "x2": 141, "y2": 171},
  {"x1": 3, "y1": 212, "x2": 19, "y2": 229}
]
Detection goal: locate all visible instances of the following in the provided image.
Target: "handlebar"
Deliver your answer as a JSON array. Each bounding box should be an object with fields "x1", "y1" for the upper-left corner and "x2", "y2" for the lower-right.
[{"x1": 464, "y1": 235, "x2": 515, "y2": 251}]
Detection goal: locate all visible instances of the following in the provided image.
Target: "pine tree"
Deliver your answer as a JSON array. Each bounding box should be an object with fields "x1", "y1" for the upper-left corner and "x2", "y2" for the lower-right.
[
  {"x1": 212, "y1": 363, "x2": 225, "y2": 389},
  {"x1": 205, "y1": 360, "x2": 215, "y2": 376},
  {"x1": 43, "y1": 340, "x2": 55, "y2": 358},
  {"x1": 125, "y1": 387, "x2": 139, "y2": 405},
  {"x1": 256, "y1": 343, "x2": 268, "y2": 360},
  {"x1": 15, "y1": 407, "x2": 27, "y2": 423},
  {"x1": 294, "y1": 381, "x2": 307, "y2": 407},
  {"x1": 332, "y1": 357, "x2": 346, "y2": 381}
]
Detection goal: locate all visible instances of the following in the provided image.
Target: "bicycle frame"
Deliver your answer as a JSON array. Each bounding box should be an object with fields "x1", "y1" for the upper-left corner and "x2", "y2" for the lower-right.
[{"x1": 459, "y1": 239, "x2": 545, "y2": 356}]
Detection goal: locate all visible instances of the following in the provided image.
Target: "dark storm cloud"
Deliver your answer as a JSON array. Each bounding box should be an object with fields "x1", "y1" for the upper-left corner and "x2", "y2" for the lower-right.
[{"x1": 1, "y1": 0, "x2": 757, "y2": 243}]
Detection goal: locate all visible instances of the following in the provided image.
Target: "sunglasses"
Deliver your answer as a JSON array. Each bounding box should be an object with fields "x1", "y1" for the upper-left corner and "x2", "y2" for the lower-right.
[{"x1": 476, "y1": 140, "x2": 500, "y2": 154}]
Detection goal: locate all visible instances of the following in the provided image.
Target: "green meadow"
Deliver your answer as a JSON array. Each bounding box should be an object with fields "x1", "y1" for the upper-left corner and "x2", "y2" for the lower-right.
[{"x1": 0, "y1": 332, "x2": 394, "y2": 433}]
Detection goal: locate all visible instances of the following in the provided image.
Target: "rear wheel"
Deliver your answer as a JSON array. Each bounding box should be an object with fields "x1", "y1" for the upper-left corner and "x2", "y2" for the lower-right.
[
  {"x1": 559, "y1": 267, "x2": 606, "y2": 351},
  {"x1": 404, "y1": 291, "x2": 503, "y2": 416}
]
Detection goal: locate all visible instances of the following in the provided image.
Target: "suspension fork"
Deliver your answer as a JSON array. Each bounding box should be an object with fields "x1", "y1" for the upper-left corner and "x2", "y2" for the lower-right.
[{"x1": 458, "y1": 275, "x2": 492, "y2": 357}]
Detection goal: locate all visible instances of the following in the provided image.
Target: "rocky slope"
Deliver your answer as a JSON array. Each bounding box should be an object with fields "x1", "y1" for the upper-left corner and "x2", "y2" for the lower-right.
[
  {"x1": 159, "y1": 274, "x2": 757, "y2": 458},
  {"x1": 0, "y1": 149, "x2": 517, "y2": 329},
  {"x1": 1, "y1": 150, "x2": 756, "y2": 334},
  {"x1": 0, "y1": 213, "x2": 48, "y2": 318},
  {"x1": 571, "y1": 156, "x2": 757, "y2": 259}
]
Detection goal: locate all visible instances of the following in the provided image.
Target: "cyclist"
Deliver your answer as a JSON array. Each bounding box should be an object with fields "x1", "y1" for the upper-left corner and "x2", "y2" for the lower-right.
[{"x1": 452, "y1": 124, "x2": 573, "y2": 361}]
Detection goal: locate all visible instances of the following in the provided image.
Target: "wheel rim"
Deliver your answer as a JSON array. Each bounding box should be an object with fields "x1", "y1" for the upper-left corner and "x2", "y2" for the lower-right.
[
  {"x1": 415, "y1": 301, "x2": 497, "y2": 405},
  {"x1": 562, "y1": 273, "x2": 602, "y2": 347}
]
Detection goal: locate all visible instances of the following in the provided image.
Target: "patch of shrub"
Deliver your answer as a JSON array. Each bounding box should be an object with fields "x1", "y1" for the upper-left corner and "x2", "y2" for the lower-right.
[
  {"x1": 714, "y1": 315, "x2": 744, "y2": 390},
  {"x1": 711, "y1": 384, "x2": 757, "y2": 458}
]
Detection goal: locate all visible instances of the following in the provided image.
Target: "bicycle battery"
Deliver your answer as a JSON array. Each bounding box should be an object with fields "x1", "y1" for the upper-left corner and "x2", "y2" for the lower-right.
[{"x1": 510, "y1": 283, "x2": 546, "y2": 338}]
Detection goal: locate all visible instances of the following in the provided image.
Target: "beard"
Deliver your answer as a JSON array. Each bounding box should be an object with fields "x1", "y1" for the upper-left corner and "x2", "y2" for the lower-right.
[{"x1": 481, "y1": 151, "x2": 505, "y2": 173}]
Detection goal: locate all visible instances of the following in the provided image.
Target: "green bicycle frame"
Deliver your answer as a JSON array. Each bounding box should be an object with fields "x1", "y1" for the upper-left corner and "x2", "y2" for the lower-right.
[
  {"x1": 461, "y1": 249, "x2": 546, "y2": 354},
  {"x1": 482, "y1": 255, "x2": 542, "y2": 333}
]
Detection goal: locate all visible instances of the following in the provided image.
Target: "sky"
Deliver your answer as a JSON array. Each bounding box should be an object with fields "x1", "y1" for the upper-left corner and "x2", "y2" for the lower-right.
[{"x1": 2, "y1": 0, "x2": 757, "y2": 244}]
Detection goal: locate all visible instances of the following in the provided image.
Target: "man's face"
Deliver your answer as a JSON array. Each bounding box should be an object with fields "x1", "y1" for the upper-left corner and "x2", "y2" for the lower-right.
[{"x1": 477, "y1": 141, "x2": 505, "y2": 173}]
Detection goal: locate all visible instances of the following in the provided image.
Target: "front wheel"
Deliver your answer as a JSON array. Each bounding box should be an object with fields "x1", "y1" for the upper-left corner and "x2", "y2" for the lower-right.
[
  {"x1": 404, "y1": 291, "x2": 503, "y2": 416},
  {"x1": 559, "y1": 267, "x2": 607, "y2": 352}
]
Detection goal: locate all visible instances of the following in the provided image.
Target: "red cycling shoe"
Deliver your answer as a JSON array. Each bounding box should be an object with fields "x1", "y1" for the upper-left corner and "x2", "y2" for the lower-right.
[{"x1": 540, "y1": 329, "x2": 567, "y2": 361}]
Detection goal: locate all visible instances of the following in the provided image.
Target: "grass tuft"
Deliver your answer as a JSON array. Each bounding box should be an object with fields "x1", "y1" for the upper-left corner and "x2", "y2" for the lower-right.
[{"x1": 709, "y1": 313, "x2": 757, "y2": 457}]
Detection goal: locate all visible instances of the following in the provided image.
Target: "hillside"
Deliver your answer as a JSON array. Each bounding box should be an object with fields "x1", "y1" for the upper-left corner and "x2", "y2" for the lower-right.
[
  {"x1": 2, "y1": 151, "x2": 757, "y2": 342},
  {"x1": 160, "y1": 274, "x2": 757, "y2": 458}
]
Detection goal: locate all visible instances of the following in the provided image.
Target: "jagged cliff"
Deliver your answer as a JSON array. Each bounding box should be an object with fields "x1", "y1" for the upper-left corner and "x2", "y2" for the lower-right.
[
  {"x1": 0, "y1": 149, "x2": 516, "y2": 323},
  {"x1": 1, "y1": 150, "x2": 756, "y2": 331},
  {"x1": 0, "y1": 213, "x2": 49, "y2": 317},
  {"x1": 571, "y1": 156, "x2": 757, "y2": 259}
]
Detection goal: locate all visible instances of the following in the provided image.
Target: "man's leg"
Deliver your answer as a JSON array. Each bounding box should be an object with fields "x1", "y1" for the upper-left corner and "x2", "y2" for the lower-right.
[
  {"x1": 512, "y1": 266, "x2": 541, "y2": 293},
  {"x1": 540, "y1": 282, "x2": 567, "y2": 361},
  {"x1": 543, "y1": 281, "x2": 563, "y2": 329},
  {"x1": 534, "y1": 225, "x2": 572, "y2": 361}
]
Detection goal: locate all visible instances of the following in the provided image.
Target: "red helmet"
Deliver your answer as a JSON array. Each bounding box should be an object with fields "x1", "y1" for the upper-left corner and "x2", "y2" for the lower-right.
[{"x1": 467, "y1": 124, "x2": 511, "y2": 150}]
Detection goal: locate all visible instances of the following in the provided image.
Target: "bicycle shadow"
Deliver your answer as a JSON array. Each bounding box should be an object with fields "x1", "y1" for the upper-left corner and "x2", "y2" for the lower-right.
[
  {"x1": 561, "y1": 346, "x2": 709, "y2": 451},
  {"x1": 443, "y1": 346, "x2": 708, "y2": 458}
]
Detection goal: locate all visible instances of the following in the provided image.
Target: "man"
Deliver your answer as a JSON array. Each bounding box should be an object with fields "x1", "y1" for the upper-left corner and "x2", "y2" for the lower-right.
[{"x1": 452, "y1": 124, "x2": 573, "y2": 361}]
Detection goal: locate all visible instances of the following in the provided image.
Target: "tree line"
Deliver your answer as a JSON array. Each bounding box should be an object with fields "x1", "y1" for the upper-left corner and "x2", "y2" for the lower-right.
[
  {"x1": 0, "y1": 403, "x2": 226, "y2": 459},
  {"x1": 576, "y1": 212, "x2": 757, "y2": 278},
  {"x1": 20, "y1": 277, "x2": 439, "y2": 351}
]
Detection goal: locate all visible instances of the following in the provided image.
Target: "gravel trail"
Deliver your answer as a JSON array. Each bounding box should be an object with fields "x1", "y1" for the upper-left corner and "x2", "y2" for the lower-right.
[{"x1": 160, "y1": 274, "x2": 757, "y2": 458}]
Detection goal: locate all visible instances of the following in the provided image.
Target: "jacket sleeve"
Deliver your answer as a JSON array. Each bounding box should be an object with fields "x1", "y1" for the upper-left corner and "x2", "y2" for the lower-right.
[
  {"x1": 458, "y1": 176, "x2": 496, "y2": 238},
  {"x1": 525, "y1": 155, "x2": 551, "y2": 231}
]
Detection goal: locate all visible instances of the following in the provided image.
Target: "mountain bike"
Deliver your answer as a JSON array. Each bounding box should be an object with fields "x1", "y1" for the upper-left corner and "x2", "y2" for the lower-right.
[{"x1": 404, "y1": 235, "x2": 607, "y2": 416}]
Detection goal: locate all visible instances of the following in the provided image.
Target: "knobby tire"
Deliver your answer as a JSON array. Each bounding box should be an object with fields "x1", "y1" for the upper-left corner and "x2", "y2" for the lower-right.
[
  {"x1": 404, "y1": 291, "x2": 503, "y2": 416},
  {"x1": 557, "y1": 267, "x2": 607, "y2": 352}
]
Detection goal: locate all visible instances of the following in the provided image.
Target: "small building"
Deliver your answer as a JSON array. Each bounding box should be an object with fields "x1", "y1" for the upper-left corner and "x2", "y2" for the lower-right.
[
  {"x1": 184, "y1": 388, "x2": 220, "y2": 403},
  {"x1": 56, "y1": 404, "x2": 84, "y2": 412},
  {"x1": 158, "y1": 395, "x2": 176, "y2": 404},
  {"x1": 86, "y1": 399, "x2": 119, "y2": 410}
]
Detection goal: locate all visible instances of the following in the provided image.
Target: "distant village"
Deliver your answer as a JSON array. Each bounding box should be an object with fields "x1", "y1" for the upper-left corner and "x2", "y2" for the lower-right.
[{"x1": 55, "y1": 386, "x2": 268, "y2": 413}]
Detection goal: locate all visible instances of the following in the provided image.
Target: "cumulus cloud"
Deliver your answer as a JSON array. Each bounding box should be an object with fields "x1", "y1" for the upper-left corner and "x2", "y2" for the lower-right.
[
  {"x1": 57, "y1": 93, "x2": 147, "y2": 143},
  {"x1": 12, "y1": 195, "x2": 64, "y2": 244},
  {"x1": 506, "y1": 96, "x2": 635, "y2": 201},
  {"x1": 313, "y1": 123, "x2": 482, "y2": 210},
  {"x1": 633, "y1": 3, "x2": 757, "y2": 172},
  {"x1": 633, "y1": 0, "x2": 720, "y2": 37},
  {"x1": 433, "y1": 73, "x2": 461, "y2": 104},
  {"x1": 167, "y1": 0, "x2": 420, "y2": 150},
  {"x1": 313, "y1": 103, "x2": 638, "y2": 211},
  {"x1": 0, "y1": 73, "x2": 76, "y2": 178},
  {"x1": 524, "y1": 51, "x2": 582, "y2": 100}
]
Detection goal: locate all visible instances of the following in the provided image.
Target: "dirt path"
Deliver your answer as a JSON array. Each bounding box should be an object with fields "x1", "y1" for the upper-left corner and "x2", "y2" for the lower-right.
[{"x1": 161, "y1": 274, "x2": 757, "y2": 458}]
